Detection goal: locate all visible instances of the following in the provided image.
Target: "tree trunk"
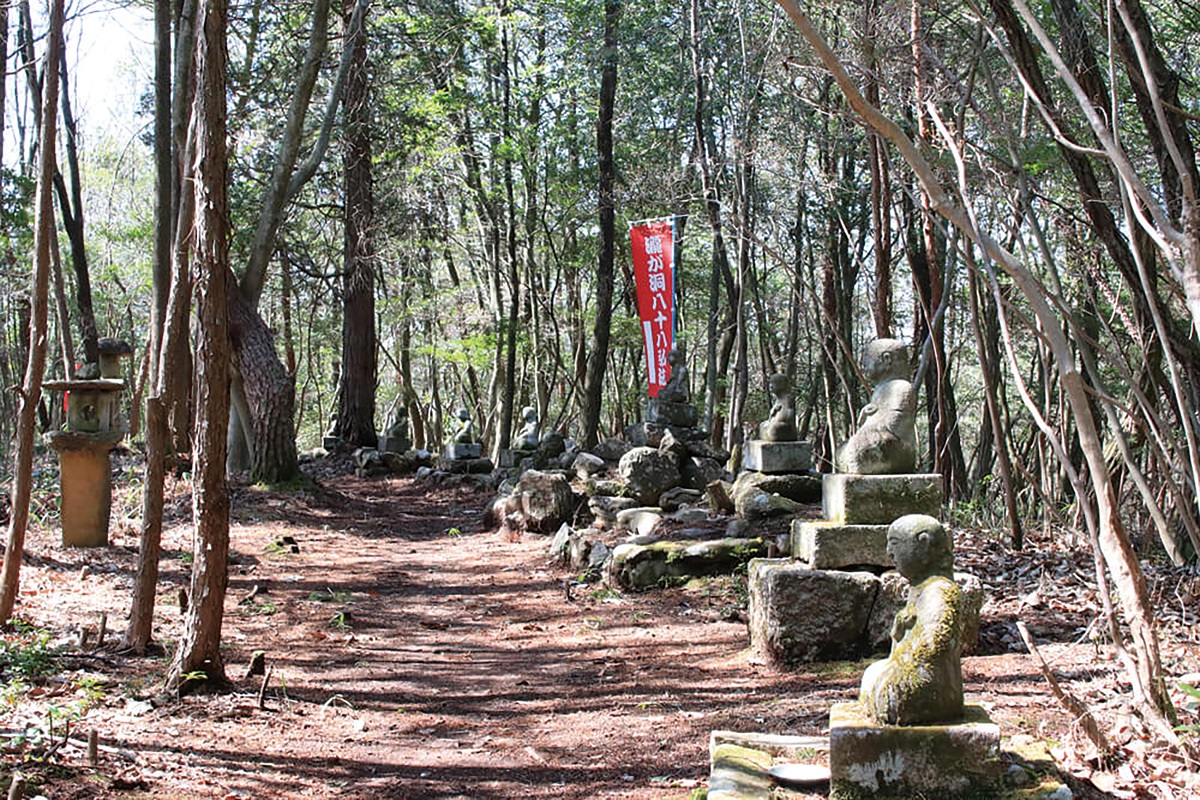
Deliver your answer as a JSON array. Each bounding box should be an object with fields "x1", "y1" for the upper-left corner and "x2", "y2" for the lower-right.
[
  {"x1": 0, "y1": 0, "x2": 59, "y2": 626},
  {"x1": 124, "y1": 0, "x2": 178, "y2": 653},
  {"x1": 581, "y1": 0, "x2": 620, "y2": 448},
  {"x1": 53, "y1": 49, "x2": 98, "y2": 364},
  {"x1": 334, "y1": 0, "x2": 376, "y2": 448},
  {"x1": 168, "y1": 0, "x2": 232, "y2": 691}
]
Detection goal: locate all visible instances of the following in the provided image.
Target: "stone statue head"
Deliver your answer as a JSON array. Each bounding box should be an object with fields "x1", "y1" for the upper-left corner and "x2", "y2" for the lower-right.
[
  {"x1": 768, "y1": 372, "x2": 792, "y2": 398},
  {"x1": 667, "y1": 342, "x2": 686, "y2": 367},
  {"x1": 522, "y1": 406, "x2": 537, "y2": 423},
  {"x1": 862, "y1": 339, "x2": 910, "y2": 384},
  {"x1": 887, "y1": 514, "x2": 953, "y2": 583},
  {"x1": 456, "y1": 407, "x2": 470, "y2": 422}
]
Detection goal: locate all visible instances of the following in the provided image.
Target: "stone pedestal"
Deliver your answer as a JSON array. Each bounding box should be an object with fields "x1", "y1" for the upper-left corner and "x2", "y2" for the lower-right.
[
  {"x1": 829, "y1": 701, "x2": 1000, "y2": 799},
  {"x1": 743, "y1": 440, "x2": 812, "y2": 473},
  {"x1": 322, "y1": 435, "x2": 340, "y2": 450},
  {"x1": 748, "y1": 558, "x2": 878, "y2": 663},
  {"x1": 823, "y1": 473, "x2": 942, "y2": 524},
  {"x1": 48, "y1": 430, "x2": 124, "y2": 548},
  {"x1": 444, "y1": 442, "x2": 482, "y2": 460},
  {"x1": 646, "y1": 398, "x2": 697, "y2": 428},
  {"x1": 378, "y1": 433, "x2": 409, "y2": 454},
  {"x1": 792, "y1": 520, "x2": 891, "y2": 570},
  {"x1": 497, "y1": 448, "x2": 533, "y2": 468}
]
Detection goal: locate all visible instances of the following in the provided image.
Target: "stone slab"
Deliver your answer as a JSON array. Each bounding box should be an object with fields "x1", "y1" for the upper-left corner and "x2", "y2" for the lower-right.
[
  {"x1": 322, "y1": 436, "x2": 340, "y2": 451},
  {"x1": 744, "y1": 439, "x2": 812, "y2": 473},
  {"x1": 444, "y1": 442, "x2": 483, "y2": 460},
  {"x1": 748, "y1": 559, "x2": 878, "y2": 664},
  {"x1": 823, "y1": 473, "x2": 943, "y2": 525},
  {"x1": 829, "y1": 701, "x2": 1001, "y2": 799},
  {"x1": 708, "y1": 731, "x2": 830, "y2": 800},
  {"x1": 792, "y1": 520, "x2": 891, "y2": 570},
  {"x1": 608, "y1": 537, "x2": 769, "y2": 591}
]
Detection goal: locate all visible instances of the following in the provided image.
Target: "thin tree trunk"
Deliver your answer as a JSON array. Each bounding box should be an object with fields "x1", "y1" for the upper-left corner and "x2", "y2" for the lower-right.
[
  {"x1": 0, "y1": 0, "x2": 60, "y2": 626},
  {"x1": 581, "y1": 0, "x2": 620, "y2": 448},
  {"x1": 167, "y1": 0, "x2": 232, "y2": 691},
  {"x1": 334, "y1": 0, "x2": 376, "y2": 448},
  {"x1": 124, "y1": 0, "x2": 178, "y2": 653}
]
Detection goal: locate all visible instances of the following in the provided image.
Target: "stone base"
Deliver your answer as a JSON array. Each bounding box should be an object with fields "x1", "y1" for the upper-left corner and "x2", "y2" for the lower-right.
[
  {"x1": 748, "y1": 559, "x2": 878, "y2": 664},
  {"x1": 498, "y1": 448, "x2": 534, "y2": 468},
  {"x1": 439, "y1": 456, "x2": 493, "y2": 474},
  {"x1": 646, "y1": 398, "x2": 698, "y2": 428},
  {"x1": 823, "y1": 473, "x2": 943, "y2": 525},
  {"x1": 48, "y1": 430, "x2": 123, "y2": 548},
  {"x1": 444, "y1": 442, "x2": 482, "y2": 460},
  {"x1": 793, "y1": 520, "x2": 890, "y2": 570},
  {"x1": 829, "y1": 701, "x2": 1000, "y2": 799},
  {"x1": 378, "y1": 434, "x2": 409, "y2": 454},
  {"x1": 322, "y1": 436, "x2": 340, "y2": 451},
  {"x1": 744, "y1": 439, "x2": 812, "y2": 473}
]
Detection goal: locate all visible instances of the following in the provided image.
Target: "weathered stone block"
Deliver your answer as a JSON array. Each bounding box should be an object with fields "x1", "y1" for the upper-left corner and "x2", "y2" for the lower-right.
[
  {"x1": 829, "y1": 701, "x2": 1001, "y2": 799},
  {"x1": 497, "y1": 448, "x2": 534, "y2": 468},
  {"x1": 744, "y1": 440, "x2": 813, "y2": 473},
  {"x1": 867, "y1": 571, "x2": 985, "y2": 655},
  {"x1": 615, "y1": 507, "x2": 663, "y2": 536},
  {"x1": 793, "y1": 520, "x2": 891, "y2": 570},
  {"x1": 608, "y1": 538, "x2": 768, "y2": 591},
  {"x1": 444, "y1": 442, "x2": 483, "y2": 460},
  {"x1": 588, "y1": 495, "x2": 638, "y2": 527},
  {"x1": 748, "y1": 560, "x2": 879, "y2": 664},
  {"x1": 823, "y1": 473, "x2": 942, "y2": 525}
]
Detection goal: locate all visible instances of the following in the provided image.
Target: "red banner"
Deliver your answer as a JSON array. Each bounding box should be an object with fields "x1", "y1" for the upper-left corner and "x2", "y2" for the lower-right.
[{"x1": 631, "y1": 220, "x2": 675, "y2": 397}]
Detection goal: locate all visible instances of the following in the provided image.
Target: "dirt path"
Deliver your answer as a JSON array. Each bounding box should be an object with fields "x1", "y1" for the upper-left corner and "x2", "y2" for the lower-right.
[{"x1": 9, "y1": 466, "x2": 1193, "y2": 798}]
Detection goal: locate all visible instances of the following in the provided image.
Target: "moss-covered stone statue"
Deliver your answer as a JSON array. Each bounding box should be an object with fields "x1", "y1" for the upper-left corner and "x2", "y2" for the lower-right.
[
  {"x1": 859, "y1": 514, "x2": 964, "y2": 725},
  {"x1": 835, "y1": 338, "x2": 916, "y2": 474},
  {"x1": 758, "y1": 373, "x2": 798, "y2": 442},
  {"x1": 512, "y1": 406, "x2": 540, "y2": 450}
]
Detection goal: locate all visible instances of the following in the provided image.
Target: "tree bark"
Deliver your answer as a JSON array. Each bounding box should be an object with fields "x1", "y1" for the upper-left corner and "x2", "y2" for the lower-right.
[
  {"x1": 0, "y1": 0, "x2": 60, "y2": 626},
  {"x1": 581, "y1": 0, "x2": 620, "y2": 448},
  {"x1": 124, "y1": 0, "x2": 178, "y2": 653},
  {"x1": 168, "y1": 0, "x2": 232, "y2": 691},
  {"x1": 334, "y1": 0, "x2": 376, "y2": 448}
]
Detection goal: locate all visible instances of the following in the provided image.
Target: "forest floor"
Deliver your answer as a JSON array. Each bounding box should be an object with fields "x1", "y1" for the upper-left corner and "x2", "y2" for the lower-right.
[{"x1": 2, "y1": 451, "x2": 1199, "y2": 799}]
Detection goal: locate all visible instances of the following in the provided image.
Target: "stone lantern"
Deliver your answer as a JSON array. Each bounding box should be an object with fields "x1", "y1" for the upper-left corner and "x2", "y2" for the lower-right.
[{"x1": 42, "y1": 338, "x2": 133, "y2": 547}]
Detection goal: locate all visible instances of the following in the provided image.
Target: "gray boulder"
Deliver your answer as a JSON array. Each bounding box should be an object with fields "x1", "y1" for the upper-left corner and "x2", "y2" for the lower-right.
[
  {"x1": 573, "y1": 452, "x2": 607, "y2": 480},
  {"x1": 593, "y1": 437, "x2": 631, "y2": 463},
  {"x1": 517, "y1": 470, "x2": 577, "y2": 532},
  {"x1": 618, "y1": 446, "x2": 681, "y2": 505},
  {"x1": 615, "y1": 507, "x2": 664, "y2": 537}
]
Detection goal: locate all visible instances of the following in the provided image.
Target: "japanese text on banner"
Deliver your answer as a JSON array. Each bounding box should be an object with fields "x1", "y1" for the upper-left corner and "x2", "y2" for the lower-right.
[{"x1": 630, "y1": 221, "x2": 675, "y2": 397}]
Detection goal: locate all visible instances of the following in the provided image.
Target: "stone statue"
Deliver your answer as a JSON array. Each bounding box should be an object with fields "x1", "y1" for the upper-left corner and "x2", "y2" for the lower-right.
[
  {"x1": 386, "y1": 405, "x2": 408, "y2": 437},
  {"x1": 450, "y1": 407, "x2": 476, "y2": 445},
  {"x1": 758, "y1": 373, "x2": 798, "y2": 442},
  {"x1": 656, "y1": 345, "x2": 690, "y2": 404},
  {"x1": 512, "y1": 406, "x2": 540, "y2": 450},
  {"x1": 835, "y1": 339, "x2": 917, "y2": 474},
  {"x1": 859, "y1": 514, "x2": 964, "y2": 725}
]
